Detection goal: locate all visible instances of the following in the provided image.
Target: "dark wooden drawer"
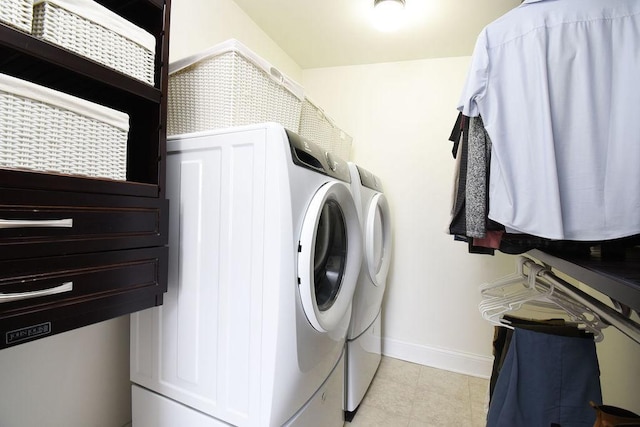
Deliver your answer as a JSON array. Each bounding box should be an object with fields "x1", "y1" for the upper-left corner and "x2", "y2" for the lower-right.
[
  {"x1": 0, "y1": 186, "x2": 168, "y2": 259},
  {"x1": 0, "y1": 247, "x2": 167, "y2": 349}
]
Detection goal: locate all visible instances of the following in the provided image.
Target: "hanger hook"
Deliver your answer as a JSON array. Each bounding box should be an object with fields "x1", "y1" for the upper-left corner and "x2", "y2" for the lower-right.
[{"x1": 527, "y1": 263, "x2": 545, "y2": 289}]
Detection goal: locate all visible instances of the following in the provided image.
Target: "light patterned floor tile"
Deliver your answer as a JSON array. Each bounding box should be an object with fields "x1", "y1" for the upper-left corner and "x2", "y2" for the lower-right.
[
  {"x1": 360, "y1": 376, "x2": 416, "y2": 417},
  {"x1": 469, "y1": 376, "x2": 490, "y2": 404},
  {"x1": 417, "y1": 366, "x2": 470, "y2": 396},
  {"x1": 374, "y1": 356, "x2": 422, "y2": 388},
  {"x1": 348, "y1": 404, "x2": 411, "y2": 427},
  {"x1": 345, "y1": 356, "x2": 488, "y2": 427},
  {"x1": 411, "y1": 386, "x2": 472, "y2": 425}
]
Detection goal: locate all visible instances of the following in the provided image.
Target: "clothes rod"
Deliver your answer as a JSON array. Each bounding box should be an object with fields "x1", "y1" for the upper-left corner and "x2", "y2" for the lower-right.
[{"x1": 522, "y1": 257, "x2": 640, "y2": 346}]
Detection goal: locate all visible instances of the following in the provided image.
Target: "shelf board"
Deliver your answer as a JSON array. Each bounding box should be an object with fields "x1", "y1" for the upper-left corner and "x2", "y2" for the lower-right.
[
  {"x1": 527, "y1": 248, "x2": 640, "y2": 313},
  {"x1": 0, "y1": 169, "x2": 159, "y2": 198},
  {"x1": 97, "y1": 0, "x2": 164, "y2": 12},
  {"x1": 0, "y1": 24, "x2": 161, "y2": 103}
]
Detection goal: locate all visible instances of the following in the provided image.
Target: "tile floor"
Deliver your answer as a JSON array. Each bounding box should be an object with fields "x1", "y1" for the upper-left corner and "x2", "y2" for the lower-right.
[{"x1": 345, "y1": 356, "x2": 489, "y2": 427}]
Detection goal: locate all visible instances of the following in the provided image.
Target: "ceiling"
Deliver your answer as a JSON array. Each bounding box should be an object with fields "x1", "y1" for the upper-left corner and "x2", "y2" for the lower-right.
[{"x1": 232, "y1": 0, "x2": 521, "y2": 69}]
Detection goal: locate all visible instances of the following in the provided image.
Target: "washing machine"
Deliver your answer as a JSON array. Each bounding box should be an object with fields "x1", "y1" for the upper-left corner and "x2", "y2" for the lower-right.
[
  {"x1": 344, "y1": 162, "x2": 392, "y2": 418},
  {"x1": 130, "y1": 123, "x2": 362, "y2": 426}
]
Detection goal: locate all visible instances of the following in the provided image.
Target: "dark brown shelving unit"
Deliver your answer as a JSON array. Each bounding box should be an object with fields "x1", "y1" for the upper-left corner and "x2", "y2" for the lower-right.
[{"x1": 0, "y1": 0, "x2": 171, "y2": 350}]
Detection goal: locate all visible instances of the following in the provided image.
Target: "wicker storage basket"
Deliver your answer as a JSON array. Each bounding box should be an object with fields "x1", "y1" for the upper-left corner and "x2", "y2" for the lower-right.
[
  {"x1": 167, "y1": 39, "x2": 304, "y2": 136},
  {"x1": 0, "y1": 73, "x2": 129, "y2": 180},
  {"x1": 0, "y1": 0, "x2": 33, "y2": 32},
  {"x1": 31, "y1": 0, "x2": 156, "y2": 85},
  {"x1": 331, "y1": 128, "x2": 353, "y2": 161},
  {"x1": 298, "y1": 97, "x2": 335, "y2": 154}
]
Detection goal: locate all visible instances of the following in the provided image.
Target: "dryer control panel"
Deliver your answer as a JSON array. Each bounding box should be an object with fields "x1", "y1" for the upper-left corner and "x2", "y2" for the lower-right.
[
  {"x1": 285, "y1": 130, "x2": 351, "y2": 183},
  {"x1": 356, "y1": 165, "x2": 383, "y2": 192}
]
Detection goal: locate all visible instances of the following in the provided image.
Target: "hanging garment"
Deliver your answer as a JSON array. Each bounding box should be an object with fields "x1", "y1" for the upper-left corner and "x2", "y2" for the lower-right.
[
  {"x1": 457, "y1": 0, "x2": 640, "y2": 241},
  {"x1": 448, "y1": 112, "x2": 470, "y2": 237},
  {"x1": 466, "y1": 115, "x2": 492, "y2": 239},
  {"x1": 487, "y1": 327, "x2": 602, "y2": 427},
  {"x1": 445, "y1": 113, "x2": 639, "y2": 255},
  {"x1": 448, "y1": 111, "x2": 464, "y2": 159},
  {"x1": 448, "y1": 113, "x2": 501, "y2": 255},
  {"x1": 489, "y1": 316, "x2": 594, "y2": 400},
  {"x1": 474, "y1": 230, "x2": 504, "y2": 250}
]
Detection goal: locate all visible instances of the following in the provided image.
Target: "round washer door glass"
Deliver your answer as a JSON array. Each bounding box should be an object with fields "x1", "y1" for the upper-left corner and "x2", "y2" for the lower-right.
[
  {"x1": 313, "y1": 200, "x2": 346, "y2": 310},
  {"x1": 298, "y1": 181, "x2": 362, "y2": 333}
]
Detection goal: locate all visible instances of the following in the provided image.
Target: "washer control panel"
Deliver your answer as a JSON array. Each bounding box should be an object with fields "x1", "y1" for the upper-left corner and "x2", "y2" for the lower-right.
[{"x1": 285, "y1": 129, "x2": 351, "y2": 183}]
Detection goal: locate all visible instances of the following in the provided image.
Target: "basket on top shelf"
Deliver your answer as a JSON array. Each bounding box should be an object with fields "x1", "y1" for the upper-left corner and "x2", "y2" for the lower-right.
[
  {"x1": 31, "y1": 0, "x2": 156, "y2": 85},
  {"x1": 331, "y1": 127, "x2": 353, "y2": 161},
  {"x1": 298, "y1": 98, "x2": 334, "y2": 154},
  {"x1": 0, "y1": 73, "x2": 129, "y2": 180},
  {"x1": 167, "y1": 39, "x2": 304, "y2": 136},
  {"x1": 0, "y1": 0, "x2": 33, "y2": 33},
  {"x1": 299, "y1": 97, "x2": 353, "y2": 161}
]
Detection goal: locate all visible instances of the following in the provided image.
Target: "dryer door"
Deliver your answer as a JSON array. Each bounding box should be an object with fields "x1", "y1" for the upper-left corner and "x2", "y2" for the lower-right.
[
  {"x1": 298, "y1": 181, "x2": 363, "y2": 333},
  {"x1": 365, "y1": 193, "x2": 392, "y2": 286}
]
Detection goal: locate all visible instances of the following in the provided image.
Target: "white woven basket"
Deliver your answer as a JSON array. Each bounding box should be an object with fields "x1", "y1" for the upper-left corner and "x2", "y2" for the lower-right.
[
  {"x1": 167, "y1": 39, "x2": 304, "y2": 136},
  {"x1": 331, "y1": 128, "x2": 353, "y2": 161},
  {"x1": 0, "y1": 73, "x2": 129, "y2": 180},
  {"x1": 298, "y1": 98, "x2": 335, "y2": 154},
  {"x1": 31, "y1": 0, "x2": 156, "y2": 85},
  {"x1": 0, "y1": 0, "x2": 33, "y2": 32}
]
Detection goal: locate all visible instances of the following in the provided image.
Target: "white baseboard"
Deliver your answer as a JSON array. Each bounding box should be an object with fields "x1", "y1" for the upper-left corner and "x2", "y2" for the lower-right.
[{"x1": 381, "y1": 337, "x2": 493, "y2": 379}]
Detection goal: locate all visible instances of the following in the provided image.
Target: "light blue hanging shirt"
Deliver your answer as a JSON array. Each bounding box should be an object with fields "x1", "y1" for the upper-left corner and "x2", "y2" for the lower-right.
[{"x1": 458, "y1": 0, "x2": 640, "y2": 240}]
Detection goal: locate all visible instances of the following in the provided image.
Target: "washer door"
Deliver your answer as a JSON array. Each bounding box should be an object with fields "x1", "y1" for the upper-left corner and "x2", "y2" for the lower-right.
[
  {"x1": 298, "y1": 181, "x2": 363, "y2": 333},
  {"x1": 365, "y1": 193, "x2": 392, "y2": 286}
]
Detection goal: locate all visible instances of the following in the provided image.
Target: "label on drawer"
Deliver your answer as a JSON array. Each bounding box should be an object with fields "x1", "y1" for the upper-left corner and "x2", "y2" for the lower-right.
[{"x1": 6, "y1": 322, "x2": 51, "y2": 344}]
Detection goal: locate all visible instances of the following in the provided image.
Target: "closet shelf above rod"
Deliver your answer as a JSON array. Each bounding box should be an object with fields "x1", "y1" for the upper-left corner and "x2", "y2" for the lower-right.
[
  {"x1": 528, "y1": 248, "x2": 640, "y2": 313},
  {"x1": 522, "y1": 256, "x2": 640, "y2": 346}
]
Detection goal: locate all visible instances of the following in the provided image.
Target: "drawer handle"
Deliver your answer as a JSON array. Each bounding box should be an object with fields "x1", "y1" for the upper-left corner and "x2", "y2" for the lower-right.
[
  {"x1": 0, "y1": 218, "x2": 73, "y2": 229},
  {"x1": 0, "y1": 282, "x2": 73, "y2": 303}
]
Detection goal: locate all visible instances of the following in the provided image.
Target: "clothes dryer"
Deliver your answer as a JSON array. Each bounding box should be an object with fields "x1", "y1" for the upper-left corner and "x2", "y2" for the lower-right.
[
  {"x1": 130, "y1": 123, "x2": 362, "y2": 426},
  {"x1": 344, "y1": 163, "x2": 392, "y2": 417}
]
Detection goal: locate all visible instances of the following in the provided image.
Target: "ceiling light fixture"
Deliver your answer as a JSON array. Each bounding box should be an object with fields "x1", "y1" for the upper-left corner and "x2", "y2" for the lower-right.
[{"x1": 372, "y1": 0, "x2": 406, "y2": 32}]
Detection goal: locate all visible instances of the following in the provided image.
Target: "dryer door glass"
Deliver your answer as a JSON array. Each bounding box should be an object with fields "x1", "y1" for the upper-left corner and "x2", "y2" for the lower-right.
[
  {"x1": 366, "y1": 193, "x2": 392, "y2": 286},
  {"x1": 313, "y1": 200, "x2": 346, "y2": 311},
  {"x1": 371, "y1": 204, "x2": 385, "y2": 273},
  {"x1": 298, "y1": 181, "x2": 363, "y2": 333}
]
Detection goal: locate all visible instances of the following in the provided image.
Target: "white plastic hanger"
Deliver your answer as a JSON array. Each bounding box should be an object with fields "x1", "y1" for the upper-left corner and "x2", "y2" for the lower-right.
[
  {"x1": 533, "y1": 275, "x2": 607, "y2": 341},
  {"x1": 480, "y1": 264, "x2": 553, "y2": 328},
  {"x1": 479, "y1": 256, "x2": 527, "y2": 296},
  {"x1": 478, "y1": 257, "x2": 606, "y2": 341}
]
